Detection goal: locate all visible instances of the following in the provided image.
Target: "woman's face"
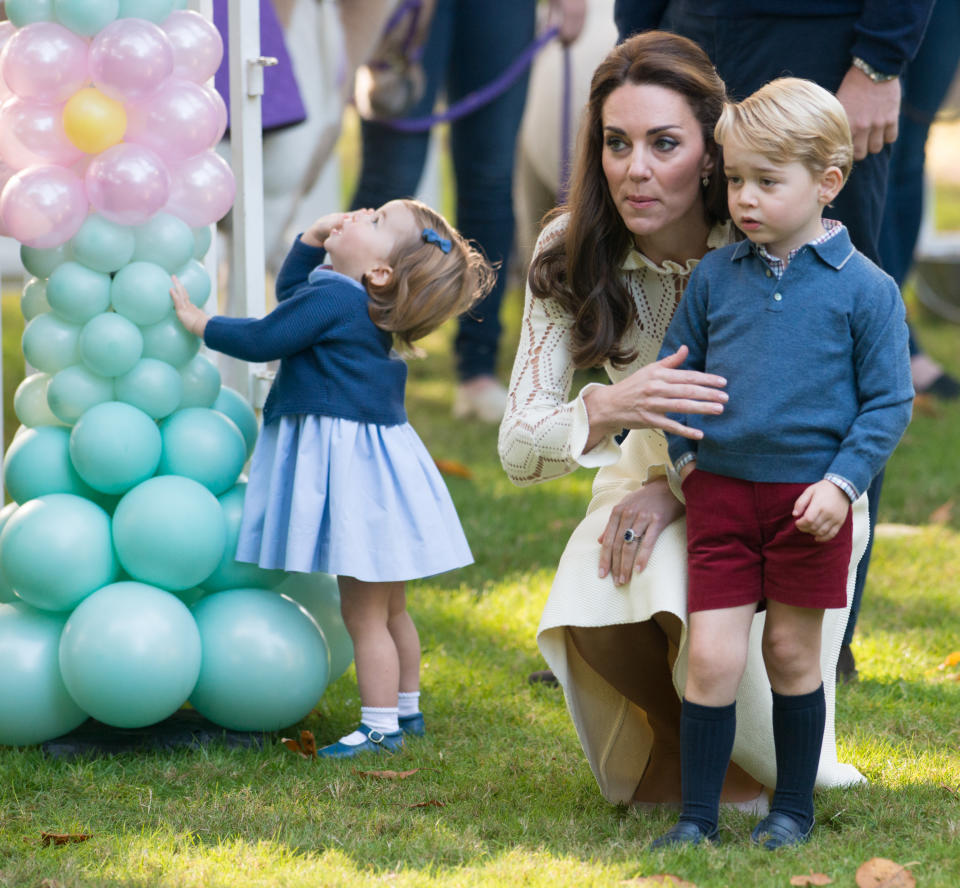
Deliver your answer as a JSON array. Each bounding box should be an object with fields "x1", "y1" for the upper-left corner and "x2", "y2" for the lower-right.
[{"x1": 601, "y1": 82, "x2": 714, "y2": 247}]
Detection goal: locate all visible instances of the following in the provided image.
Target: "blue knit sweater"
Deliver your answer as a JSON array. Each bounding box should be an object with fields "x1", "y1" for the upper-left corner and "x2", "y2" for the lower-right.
[
  {"x1": 204, "y1": 238, "x2": 407, "y2": 426},
  {"x1": 659, "y1": 226, "x2": 913, "y2": 497}
]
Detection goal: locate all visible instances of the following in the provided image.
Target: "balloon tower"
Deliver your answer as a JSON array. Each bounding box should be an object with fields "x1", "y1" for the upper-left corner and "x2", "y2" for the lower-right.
[{"x1": 0, "y1": 0, "x2": 351, "y2": 747}]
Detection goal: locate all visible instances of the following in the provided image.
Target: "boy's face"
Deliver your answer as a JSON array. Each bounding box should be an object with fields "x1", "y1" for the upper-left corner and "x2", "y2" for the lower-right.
[
  {"x1": 324, "y1": 200, "x2": 418, "y2": 283},
  {"x1": 722, "y1": 133, "x2": 837, "y2": 260}
]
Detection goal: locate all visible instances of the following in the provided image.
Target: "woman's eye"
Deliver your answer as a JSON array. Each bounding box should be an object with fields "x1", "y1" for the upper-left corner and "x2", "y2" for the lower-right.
[
  {"x1": 653, "y1": 137, "x2": 678, "y2": 151},
  {"x1": 605, "y1": 136, "x2": 627, "y2": 151}
]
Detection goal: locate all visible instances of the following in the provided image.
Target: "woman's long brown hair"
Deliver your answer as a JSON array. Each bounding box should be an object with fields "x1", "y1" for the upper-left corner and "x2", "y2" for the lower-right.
[{"x1": 528, "y1": 30, "x2": 727, "y2": 369}]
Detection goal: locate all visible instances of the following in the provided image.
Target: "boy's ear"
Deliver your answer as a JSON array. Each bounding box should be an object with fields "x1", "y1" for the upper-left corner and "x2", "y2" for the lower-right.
[
  {"x1": 818, "y1": 166, "x2": 844, "y2": 205},
  {"x1": 366, "y1": 264, "x2": 393, "y2": 287}
]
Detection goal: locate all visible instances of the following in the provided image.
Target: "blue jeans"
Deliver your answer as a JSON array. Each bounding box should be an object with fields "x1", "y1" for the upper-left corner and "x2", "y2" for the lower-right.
[{"x1": 351, "y1": 0, "x2": 536, "y2": 381}]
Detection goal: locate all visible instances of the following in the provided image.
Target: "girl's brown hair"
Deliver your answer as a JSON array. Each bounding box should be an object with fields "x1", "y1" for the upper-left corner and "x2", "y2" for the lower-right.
[
  {"x1": 365, "y1": 199, "x2": 495, "y2": 352},
  {"x1": 529, "y1": 30, "x2": 727, "y2": 369}
]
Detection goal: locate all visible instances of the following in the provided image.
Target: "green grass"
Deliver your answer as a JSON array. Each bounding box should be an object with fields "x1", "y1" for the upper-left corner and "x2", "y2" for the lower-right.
[{"x1": 3, "y1": 176, "x2": 960, "y2": 887}]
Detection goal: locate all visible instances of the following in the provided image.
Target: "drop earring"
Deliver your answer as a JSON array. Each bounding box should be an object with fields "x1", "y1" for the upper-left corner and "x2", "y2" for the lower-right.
[{"x1": 701, "y1": 175, "x2": 710, "y2": 188}]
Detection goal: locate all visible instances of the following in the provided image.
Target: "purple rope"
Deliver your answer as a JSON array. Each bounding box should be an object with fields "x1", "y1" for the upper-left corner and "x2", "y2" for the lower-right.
[
  {"x1": 375, "y1": 24, "x2": 561, "y2": 133},
  {"x1": 557, "y1": 43, "x2": 572, "y2": 204}
]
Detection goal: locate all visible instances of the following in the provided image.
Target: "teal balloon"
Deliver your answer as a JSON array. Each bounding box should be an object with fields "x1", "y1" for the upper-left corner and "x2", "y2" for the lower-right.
[
  {"x1": 79, "y1": 312, "x2": 144, "y2": 378},
  {"x1": 112, "y1": 475, "x2": 226, "y2": 591},
  {"x1": 3, "y1": 425, "x2": 97, "y2": 504},
  {"x1": 276, "y1": 571, "x2": 354, "y2": 683},
  {"x1": 59, "y1": 582, "x2": 201, "y2": 729},
  {"x1": 0, "y1": 603, "x2": 89, "y2": 746},
  {"x1": 21, "y1": 278, "x2": 51, "y2": 321},
  {"x1": 192, "y1": 225, "x2": 212, "y2": 259},
  {"x1": 140, "y1": 314, "x2": 200, "y2": 367},
  {"x1": 172, "y1": 586, "x2": 207, "y2": 607},
  {"x1": 171, "y1": 0, "x2": 187, "y2": 8},
  {"x1": 69, "y1": 401, "x2": 162, "y2": 495},
  {"x1": 133, "y1": 213, "x2": 194, "y2": 273},
  {"x1": 70, "y1": 215, "x2": 136, "y2": 274},
  {"x1": 5, "y1": 0, "x2": 55, "y2": 25},
  {"x1": 47, "y1": 263, "x2": 112, "y2": 325},
  {"x1": 117, "y1": 0, "x2": 174, "y2": 23},
  {"x1": 110, "y1": 261, "x2": 174, "y2": 327},
  {"x1": 54, "y1": 0, "x2": 118, "y2": 35},
  {"x1": 47, "y1": 364, "x2": 115, "y2": 425},
  {"x1": 203, "y1": 484, "x2": 285, "y2": 593},
  {"x1": 22, "y1": 312, "x2": 81, "y2": 375},
  {"x1": 157, "y1": 407, "x2": 246, "y2": 495},
  {"x1": 178, "y1": 353, "x2": 221, "y2": 408},
  {"x1": 172, "y1": 259, "x2": 211, "y2": 310},
  {"x1": 190, "y1": 588, "x2": 329, "y2": 731},
  {"x1": 114, "y1": 357, "x2": 182, "y2": 419},
  {"x1": 0, "y1": 504, "x2": 20, "y2": 604},
  {"x1": 13, "y1": 373, "x2": 62, "y2": 428},
  {"x1": 212, "y1": 386, "x2": 258, "y2": 457},
  {"x1": 20, "y1": 243, "x2": 70, "y2": 279},
  {"x1": 0, "y1": 494, "x2": 118, "y2": 613}
]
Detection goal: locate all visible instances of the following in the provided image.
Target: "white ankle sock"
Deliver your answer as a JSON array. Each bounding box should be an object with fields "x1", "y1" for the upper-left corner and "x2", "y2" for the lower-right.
[
  {"x1": 398, "y1": 691, "x2": 421, "y2": 717},
  {"x1": 338, "y1": 706, "x2": 400, "y2": 746}
]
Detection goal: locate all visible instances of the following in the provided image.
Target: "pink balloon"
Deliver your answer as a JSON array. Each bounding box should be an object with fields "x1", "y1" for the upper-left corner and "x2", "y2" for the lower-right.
[
  {"x1": 126, "y1": 79, "x2": 220, "y2": 164},
  {"x1": 0, "y1": 21, "x2": 16, "y2": 102},
  {"x1": 0, "y1": 160, "x2": 16, "y2": 236},
  {"x1": 162, "y1": 10, "x2": 223, "y2": 84},
  {"x1": 165, "y1": 150, "x2": 234, "y2": 227},
  {"x1": 85, "y1": 143, "x2": 171, "y2": 226},
  {"x1": 0, "y1": 22, "x2": 89, "y2": 104},
  {"x1": 89, "y1": 17, "x2": 174, "y2": 103},
  {"x1": 0, "y1": 164, "x2": 88, "y2": 248},
  {"x1": 0, "y1": 96, "x2": 83, "y2": 170},
  {"x1": 203, "y1": 85, "x2": 227, "y2": 143}
]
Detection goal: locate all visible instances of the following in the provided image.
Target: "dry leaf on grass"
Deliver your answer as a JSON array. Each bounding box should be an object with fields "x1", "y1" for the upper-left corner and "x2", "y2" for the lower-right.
[
  {"x1": 855, "y1": 858, "x2": 916, "y2": 888},
  {"x1": 40, "y1": 832, "x2": 91, "y2": 846},
  {"x1": 405, "y1": 799, "x2": 445, "y2": 808},
  {"x1": 621, "y1": 876, "x2": 697, "y2": 887},
  {"x1": 280, "y1": 730, "x2": 317, "y2": 758},
  {"x1": 790, "y1": 874, "x2": 833, "y2": 886},
  {"x1": 434, "y1": 459, "x2": 473, "y2": 479},
  {"x1": 928, "y1": 499, "x2": 954, "y2": 525},
  {"x1": 912, "y1": 392, "x2": 939, "y2": 416},
  {"x1": 40, "y1": 880, "x2": 66, "y2": 888},
  {"x1": 353, "y1": 768, "x2": 421, "y2": 780},
  {"x1": 940, "y1": 783, "x2": 960, "y2": 798}
]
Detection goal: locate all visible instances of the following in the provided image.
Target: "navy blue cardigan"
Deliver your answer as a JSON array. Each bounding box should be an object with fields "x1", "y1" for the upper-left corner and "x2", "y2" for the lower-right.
[{"x1": 204, "y1": 238, "x2": 407, "y2": 426}]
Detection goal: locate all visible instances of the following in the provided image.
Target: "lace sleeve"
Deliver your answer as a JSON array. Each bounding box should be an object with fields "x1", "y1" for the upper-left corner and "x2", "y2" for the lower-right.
[{"x1": 498, "y1": 219, "x2": 616, "y2": 486}]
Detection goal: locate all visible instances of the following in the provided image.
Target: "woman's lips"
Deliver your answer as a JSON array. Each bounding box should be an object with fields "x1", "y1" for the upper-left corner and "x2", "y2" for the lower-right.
[{"x1": 626, "y1": 195, "x2": 658, "y2": 209}]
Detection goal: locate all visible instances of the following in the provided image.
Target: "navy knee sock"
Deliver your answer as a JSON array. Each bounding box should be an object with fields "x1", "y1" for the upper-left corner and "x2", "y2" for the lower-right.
[
  {"x1": 679, "y1": 698, "x2": 736, "y2": 834},
  {"x1": 770, "y1": 684, "x2": 825, "y2": 830}
]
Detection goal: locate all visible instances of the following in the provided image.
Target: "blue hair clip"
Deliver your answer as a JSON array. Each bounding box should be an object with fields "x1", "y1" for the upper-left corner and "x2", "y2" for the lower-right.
[{"x1": 422, "y1": 227, "x2": 452, "y2": 253}]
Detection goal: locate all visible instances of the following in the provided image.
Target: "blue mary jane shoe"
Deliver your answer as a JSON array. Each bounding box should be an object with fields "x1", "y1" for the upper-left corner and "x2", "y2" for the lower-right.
[
  {"x1": 649, "y1": 820, "x2": 718, "y2": 849},
  {"x1": 750, "y1": 811, "x2": 813, "y2": 850},
  {"x1": 398, "y1": 712, "x2": 425, "y2": 736},
  {"x1": 318, "y1": 724, "x2": 404, "y2": 758}
]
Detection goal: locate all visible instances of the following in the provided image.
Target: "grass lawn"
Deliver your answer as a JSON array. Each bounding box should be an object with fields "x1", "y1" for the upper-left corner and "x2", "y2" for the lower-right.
[{"x1": 2, "y1": 175, "x2": 960, "y2": 886}]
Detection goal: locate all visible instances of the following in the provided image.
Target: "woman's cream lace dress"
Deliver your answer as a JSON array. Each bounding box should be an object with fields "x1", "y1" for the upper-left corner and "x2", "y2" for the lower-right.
[{"x1": 499, "y1": 214, "x2": 866, "y2": 804}]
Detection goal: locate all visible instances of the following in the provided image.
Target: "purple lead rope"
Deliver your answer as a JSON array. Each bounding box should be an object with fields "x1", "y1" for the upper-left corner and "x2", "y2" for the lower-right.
[{"x1": 557, "y1": 43, "x2": 572, "y2": 204}]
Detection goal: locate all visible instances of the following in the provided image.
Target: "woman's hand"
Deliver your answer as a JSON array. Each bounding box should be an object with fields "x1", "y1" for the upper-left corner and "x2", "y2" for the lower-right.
[
  {"x1": 597, "y1": 476, "x2": 684, "y2": 585},
  {"x1": 169, "y1": 276, "x2": 209, "y2": 338},
  {"x1": 582, "y1": 346, "x2": 728, "y2": 451},
  {"x1": 547, "y1": 0, "x2": 586, "y2": 45}
]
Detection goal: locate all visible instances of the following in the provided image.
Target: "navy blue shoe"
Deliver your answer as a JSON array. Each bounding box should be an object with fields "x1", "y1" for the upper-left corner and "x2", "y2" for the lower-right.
[
  {"x1": 317, "y1": 724, "x2": 404, "y2": 758},
  {"x1": 398, "y1": 712, "x2": 425, "y2": 736},
  {"x1": 649, "y1": 820, "x2": 718, "y2": 849},
  {"x1": 750, "y1": 811, "x2": 813, "y2": 850}
]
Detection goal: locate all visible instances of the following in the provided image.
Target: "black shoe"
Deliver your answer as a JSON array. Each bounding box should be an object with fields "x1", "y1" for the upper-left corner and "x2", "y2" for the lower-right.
[
  {"x1": 750, "y1": 811, "x2": 813, "y2": 850},
  {"x1": 836, "y1": 643, "x2": 859, "y2": 684},
  {"x1": 528, "y1": 669, "x2": 559, "y2": 687},
  {"x1": 925, "y1": 372, "x2": 960, "y2": 401},
  {"x1": 649, "y1": 820, "x2": 717, "y2": 849}
]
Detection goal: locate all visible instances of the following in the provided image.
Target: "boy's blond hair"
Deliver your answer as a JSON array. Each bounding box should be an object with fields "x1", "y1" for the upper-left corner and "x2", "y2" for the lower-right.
[
  {"x1": 365, "y1": 199, "x2": 495, "y2": 353},
  {"x1": 714, "y1": 77, "x2": 853, "y2": 182}
]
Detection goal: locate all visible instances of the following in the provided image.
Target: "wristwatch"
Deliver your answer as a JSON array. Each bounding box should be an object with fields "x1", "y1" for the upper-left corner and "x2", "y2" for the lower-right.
[{"x1": 851, "y1": 56, "x2": 898, "y2": 83}]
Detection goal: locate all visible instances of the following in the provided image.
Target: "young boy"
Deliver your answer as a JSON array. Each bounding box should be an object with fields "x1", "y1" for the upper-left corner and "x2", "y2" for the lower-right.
[{"x1": 651, "y1": 78, "x2": 914, "y2": 850}]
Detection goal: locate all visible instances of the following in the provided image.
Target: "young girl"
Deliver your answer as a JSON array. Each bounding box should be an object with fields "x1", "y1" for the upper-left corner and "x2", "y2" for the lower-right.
[{"x1": 170, "y1": 199, "x2": 494, "y2": 757}]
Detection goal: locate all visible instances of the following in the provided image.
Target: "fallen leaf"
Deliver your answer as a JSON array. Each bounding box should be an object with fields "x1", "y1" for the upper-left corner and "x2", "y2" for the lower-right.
[
  {"x1": 280, "y1": 730, "x2": 317, "y2": 759},
  {"x1": 354, "y1": 768, "x2": 421, "y2": 780},
  {"x1": 855, "y1": 858, "x2": 916, "y2": 888},
  {"x1": 790, "y1": 874, "x2": 833, "y2": 886},
  {"x1": 928, "y1": 499, "x2": 954, "y2": 525},
  {"x1": 939, "y1": 783, "x2": 959, "y2": 798},
  {"x1": 40, "y1": 832, "x2": 91, "y2": 847},
  {"x1": 945, "y1": 651, "x2": 960, "y2": 667},
  {"x1": 621, "y1": 876, "x2": 697, "y2": 888},
  {"x1": 405, "y1": 799, "x2": 445, "y2": 808},
  {"x1": 912, "y1": 392, "x2": 939, "y2": 417},
  {"x1": 434, "y1": 459, "x2": 473, "y2": 480}
]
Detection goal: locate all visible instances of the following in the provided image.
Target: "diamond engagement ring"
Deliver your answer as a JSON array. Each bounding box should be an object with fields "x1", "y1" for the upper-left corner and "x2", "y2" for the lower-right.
[{"x1": 623, "y1": 528, "x2": 643, "y2": 543}]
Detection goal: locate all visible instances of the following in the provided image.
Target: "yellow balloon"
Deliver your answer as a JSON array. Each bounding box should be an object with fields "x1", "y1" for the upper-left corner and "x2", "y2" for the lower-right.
[{"x1": 62, "y1": 88, "x2": 127, "y2": 155}]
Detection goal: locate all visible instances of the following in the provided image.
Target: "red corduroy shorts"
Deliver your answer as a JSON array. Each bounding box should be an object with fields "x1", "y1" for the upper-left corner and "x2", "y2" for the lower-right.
[{"x1": 683, "y1": 469, "x2": 853, "y2": 614}]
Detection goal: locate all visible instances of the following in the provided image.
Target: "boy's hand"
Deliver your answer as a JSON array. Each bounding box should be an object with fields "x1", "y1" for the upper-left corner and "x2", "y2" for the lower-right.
[
  {"x1": 169, "y1": 276, "x2": 208, "y2": 338},
  {"x1": 793, "y1": 480, "x2": 850, "y2": 542},
  {"x1": 302, "y1": 212, "x2": 351, "y2": 248}
]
